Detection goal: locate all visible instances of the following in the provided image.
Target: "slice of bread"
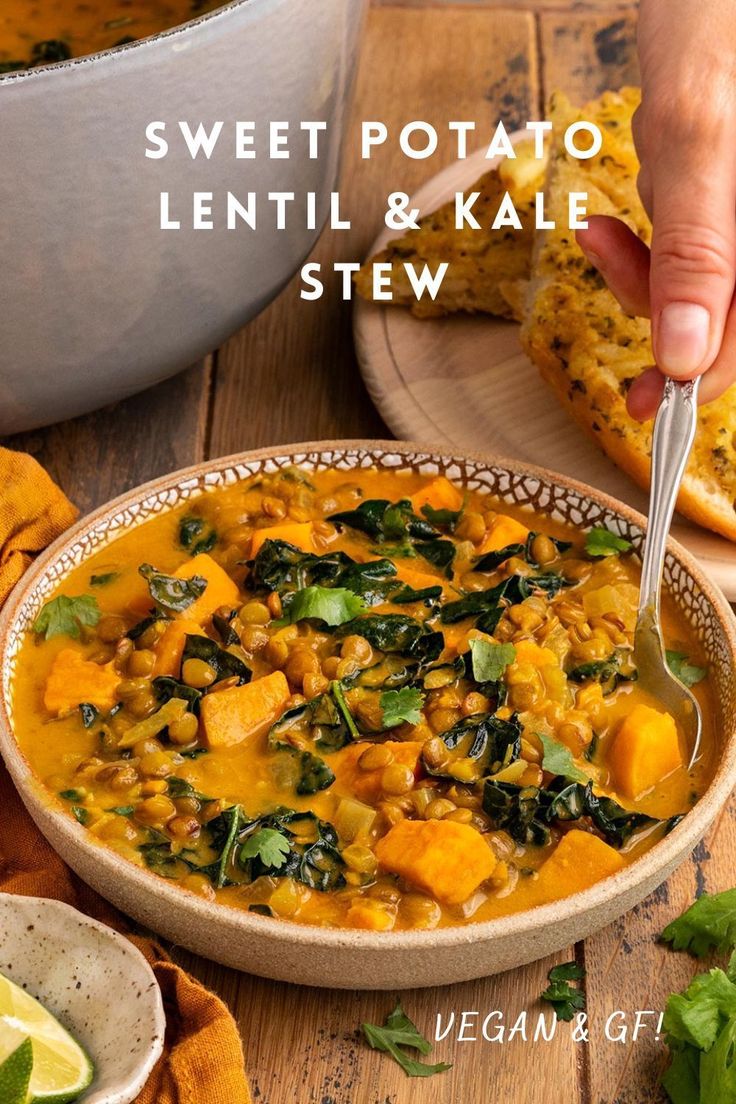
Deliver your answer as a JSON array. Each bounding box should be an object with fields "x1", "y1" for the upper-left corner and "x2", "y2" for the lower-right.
[
  {"x1": 355, "y1": 141, "x2": 545, "y2": 321},
  {"x1": 521, "y1": 89, "x2": 736, "y2": 542}
]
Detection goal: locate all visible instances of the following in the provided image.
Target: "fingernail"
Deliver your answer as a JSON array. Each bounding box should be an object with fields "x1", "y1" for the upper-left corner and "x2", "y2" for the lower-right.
[{"x1": 657, "y1": 302, "x2": 710, "y2": 375}]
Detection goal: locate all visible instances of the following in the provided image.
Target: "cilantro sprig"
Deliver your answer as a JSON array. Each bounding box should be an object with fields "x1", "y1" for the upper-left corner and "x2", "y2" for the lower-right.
[
  {"x1": 380, "y1": 687, "x2": 424, "y2": 728},
  {"x1": 470, "y1": 639, "x2": 516, "y2": 683},
  {"x1": 661, "y1": 888, "x2": 736, "y2": 1103},
  {"x1": 584, "y1": 526, "x2": 632, "y2": 558},
  {"x1": 539, "y1": 733, "x2": 588, "y2": 784},
  {"x1": 239, "y1": 828, "x2": 290, "y2": 869},
  {"x1": 281, "y1": 585, "x2": 366, "y2": 627},
  {"x1": 540, "y1": 962, "x2": 586, "y2": 1021},
  {"x1": 361, "y1": 1002, "x2": 452, "y2": 1078},
  {"x1": 33, "y1": 594, "x2": 100, "y2": 640},
  {"x1": 662, "y1": 889, "x2": 736, "y2": 958}
]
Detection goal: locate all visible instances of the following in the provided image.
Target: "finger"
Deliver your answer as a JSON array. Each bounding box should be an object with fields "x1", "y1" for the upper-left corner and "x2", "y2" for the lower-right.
[
  {"x1": 626, "y1": 367, "x2": 665, "y2": 421},
  {"x1": 627, "y1": 299, "x2": 736, "y2": 418},
  {"x1": 691, "y1": 297, "x2": 736, "y2": 403},
  {"x1": 577, "y1": 215, "x2": 651, "y2": 317},
  {"x1": 648, "y1": 154, "x2": 736, "y2": 380},
  {"x1": 637, "y1": 166, "x2": 653, "y2": 221}
]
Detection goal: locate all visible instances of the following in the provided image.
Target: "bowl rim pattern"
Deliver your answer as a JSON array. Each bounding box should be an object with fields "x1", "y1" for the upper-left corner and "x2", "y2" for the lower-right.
[{"x1": 1, "y1": 438, "x2": 735, "y2": 957}]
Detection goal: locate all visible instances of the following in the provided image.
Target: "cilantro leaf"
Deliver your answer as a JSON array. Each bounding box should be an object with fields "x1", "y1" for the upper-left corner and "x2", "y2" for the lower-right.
[
  {"x1": 700, "y1": 1013, "x2": 736, "y2": 1103},
  {"x1": 470, "y1": 639, "x2": 516, "y2": 683},
  {"x1": 33, "y1": 594, "x2": 100, "y2": 640},
  {"x1": 539, "y1": 733, "x2": 588, "y2": 784},
  {"x1": 361, "y1": 1003, "x2": 452, "y2": 1078},
  {"x1": 71, "y1": 805, "x2": 89, "y2": 825},
  {"x1": 661, "y1": 1044, "x2": 701, "y2": 1104},
  {"x1": 584, "y1": 526, "x2": 632, "y2": 558},
  {"x1": 282, "y1": 586, "x2": 366, "y2": 627},
  {"x1": 662, "y1": 889, "x2": 736, "y2": 957},
  {"x1": 663, "y1": 969, "x2": 736, "y2": 1051},
  {"x1": 380, "y1": 688, "x2": 424, "y2": 728},
  {"x1": 667, "y1": 650, "x2": 707, "y2": 688},
  {"x1": 541, "y1": 961, "x2": 586, "y2": 1021},
  {"x1": 239, "y1": 827, "x2": 290, "y2": 869}
]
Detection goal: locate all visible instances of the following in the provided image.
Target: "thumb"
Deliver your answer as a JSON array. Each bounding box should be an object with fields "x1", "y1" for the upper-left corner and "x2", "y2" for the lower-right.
[{"x1": 648, "y1": 161, "x2": 736, "y2": 380}]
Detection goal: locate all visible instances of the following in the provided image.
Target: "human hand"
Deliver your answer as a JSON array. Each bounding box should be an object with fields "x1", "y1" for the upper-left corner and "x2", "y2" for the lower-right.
[{"x1": 576, "y1": 0, "x2": 736, "y2": 420}]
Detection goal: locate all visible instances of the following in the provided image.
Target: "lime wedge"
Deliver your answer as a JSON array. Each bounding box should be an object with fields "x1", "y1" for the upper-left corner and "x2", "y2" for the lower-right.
[
  {"x1": 0, "y1": 971, "x2": 94, "y2": 1103},
  {"x1": 0, "y1": 1038, "x2": 33, "y2": 1104}
]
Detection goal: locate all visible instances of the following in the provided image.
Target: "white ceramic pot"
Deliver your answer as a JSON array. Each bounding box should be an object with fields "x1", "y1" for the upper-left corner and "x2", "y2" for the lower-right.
[{"x1": 0, "y1": 0, "x2": 366, "y2": 432}]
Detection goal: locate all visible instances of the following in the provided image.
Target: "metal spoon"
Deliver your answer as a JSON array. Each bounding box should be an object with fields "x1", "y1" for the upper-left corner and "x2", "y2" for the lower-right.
[{"x1": 633, "y1": 375, "x2": 703, "y2": 768}]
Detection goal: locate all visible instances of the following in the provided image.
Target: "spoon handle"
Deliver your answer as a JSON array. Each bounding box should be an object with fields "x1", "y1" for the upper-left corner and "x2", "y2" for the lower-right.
[{"x1": 638, "y1": 375, "x2": 701, "y2": 622}]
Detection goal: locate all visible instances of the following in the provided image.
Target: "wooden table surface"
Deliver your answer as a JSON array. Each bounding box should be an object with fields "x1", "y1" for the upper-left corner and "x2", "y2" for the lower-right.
[{"x1": 9, "y1": 4, "x2": 734, "y2": 1102}]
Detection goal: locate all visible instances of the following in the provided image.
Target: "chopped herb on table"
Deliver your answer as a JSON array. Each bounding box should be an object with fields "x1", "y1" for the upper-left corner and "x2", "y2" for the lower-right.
[
  {"x1": 660, "y1": 888, "x2": 736, "y2": 1103},
  {"x1": 540, "y1": 961, "x2": 586, "y2": 1021},
  {"x1": 361, "y1": 1002, "x2": 452, "y2": 1078}
]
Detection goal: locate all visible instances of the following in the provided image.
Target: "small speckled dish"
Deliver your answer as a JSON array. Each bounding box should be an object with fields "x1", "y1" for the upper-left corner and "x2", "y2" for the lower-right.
[{"x1": 0, "y1": 893, "x2": 165, "y2": 1104}]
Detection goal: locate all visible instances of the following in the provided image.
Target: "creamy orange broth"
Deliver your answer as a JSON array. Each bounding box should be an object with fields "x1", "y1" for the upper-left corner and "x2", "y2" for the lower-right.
[
  {"x1": 0, "y1": 1, "x2": 224, "y2": 70},
  {"x1": 12, "y1": 467, "x2": 716, "y2": 931}
]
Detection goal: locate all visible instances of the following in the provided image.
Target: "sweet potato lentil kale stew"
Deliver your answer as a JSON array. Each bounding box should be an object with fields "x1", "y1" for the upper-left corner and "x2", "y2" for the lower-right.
[
  {"x1": 0, "y1": 1, "x2": 224, "y2": 73},
  {"x1": 13, "y1": 467, "x2": 716, "y2": 931}
]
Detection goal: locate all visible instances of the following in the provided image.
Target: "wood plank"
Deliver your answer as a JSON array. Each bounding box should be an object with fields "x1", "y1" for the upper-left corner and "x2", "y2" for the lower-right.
[
  {"x1": 4, "y1": 362, "x2": 211, "y2": 511},
  {"x1": 375, "y1": 2, "x2": 636, "y2": 12},
  {"x1": 207, "y1": 3, "x2": 539, "y2": 457},
  {"x1": 582, "y1": 800, "x2": 736, "y2": 1104},
  {"x1": 540, "y1": 9, "x2": 639, "y2": 103},
  {"x1": 201, "y1": 8, "x2": 581, "y2": 1104},
  {"x1": 176, "y1": 950, "x2": 579, "y2": 1104}
]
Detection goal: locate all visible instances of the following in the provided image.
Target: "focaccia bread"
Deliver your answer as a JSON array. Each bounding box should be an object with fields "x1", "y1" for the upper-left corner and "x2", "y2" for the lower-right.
[
  {"x1": 355, "y1": 141, "x2": 545, "y2": 320},
  {"x1": 521, "y1": 88, "x2": 736, "y2": 542}
]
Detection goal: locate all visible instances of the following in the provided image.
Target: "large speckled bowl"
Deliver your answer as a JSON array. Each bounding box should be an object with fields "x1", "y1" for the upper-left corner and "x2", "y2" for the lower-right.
[
  {"x1": 1, "y1": 441, "x2": 735, "y2": 990},
  {"x1": 0, "y1": 893, "x2": 164, "y2": 1103}
]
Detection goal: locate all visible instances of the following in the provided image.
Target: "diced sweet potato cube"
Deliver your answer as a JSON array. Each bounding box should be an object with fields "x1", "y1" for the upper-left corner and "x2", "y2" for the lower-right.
[
  {"x1": 200, "y1": 671, "x2": 290, "y2": 749},
  {"x1": 44, "y1": 649, "x2": 120, "y2": 715},
  {"x1": 535, "y1": 829, "x2": 625, "y2": 900},
  {"x1": 250, "y1": 523, "x2": 315, "y2": 557},
  {"x1": 513, "y1": 639, "x2": 558, "y2": 668},
  {"x1": 152, "y1": 618, "x2": 202, "y2": 678},
  {"x1": 409, "y1": 477, "x2": 463, "y2": 515},
  {"x1": 173, "y1": 553, "x2": 239, "y2": 626},
  {"x1": 376, "y1": 818, "x2": 496, "y2": 906},
  {"x1": 333, "y1": 741, "x2": 423, "y2": 804},
  {"x1": 608, "y1": 703, "x2": 683, "y2": 800},
  {"x1": 345, "y1": 901, "x2": 395, "y2": 931},
  {"x1": 478, "y1": 514, "x2": 530, "y2": 555}
]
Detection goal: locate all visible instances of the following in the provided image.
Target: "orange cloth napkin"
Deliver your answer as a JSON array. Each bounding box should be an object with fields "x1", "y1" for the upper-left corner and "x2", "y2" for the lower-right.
[{"x1": 0, "y1": 446, "x2": 252, "y2": 1104}]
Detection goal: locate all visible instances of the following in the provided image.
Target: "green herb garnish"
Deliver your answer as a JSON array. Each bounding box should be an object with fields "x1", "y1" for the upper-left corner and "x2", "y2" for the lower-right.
[
  {"x1": 380, "y1": 687, "x2": 424, "y2": 728},
  {"x1": 584, "y1": 526, "x2": 632, "y2": 558},
  {"x1": 361, "y1": 1002, "x2": 452, "y2": 1078},
  {"x1": 540, "y1": 962, "x2": 586, "y2": 1021},
  {"x1": 539, "y1": 733, "x2": 588, "y2": 784},
  {"x1": 239, "y1": 827, "x2": 291, "y2": 869},
  {"x1": 470, "y1": 640, "x2": 516, "y2": 683},
  {"x1": 33, "y1": 594, "x2": 100, "y2": 640}
]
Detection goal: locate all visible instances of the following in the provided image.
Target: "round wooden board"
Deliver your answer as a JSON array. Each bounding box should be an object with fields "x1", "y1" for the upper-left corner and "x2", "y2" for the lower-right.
[{"x1": 354, "y1": 145, "x2": 736, "y2": 599}]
